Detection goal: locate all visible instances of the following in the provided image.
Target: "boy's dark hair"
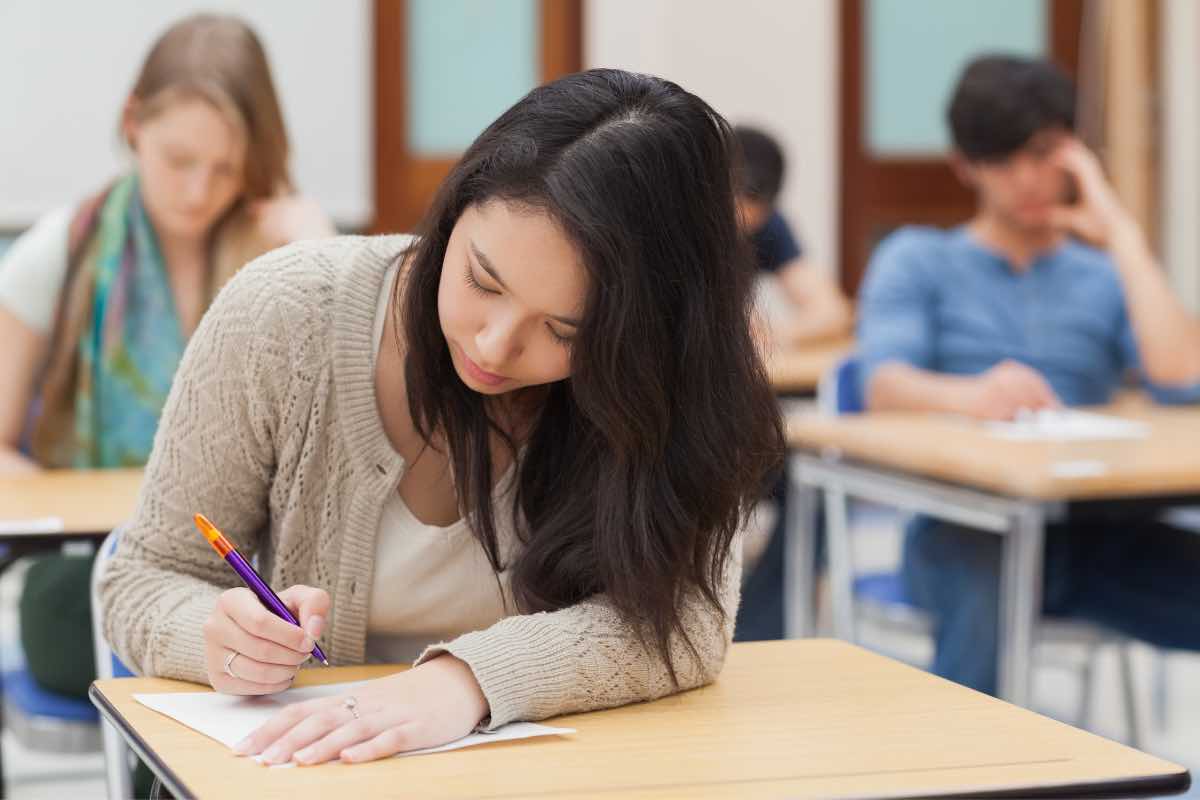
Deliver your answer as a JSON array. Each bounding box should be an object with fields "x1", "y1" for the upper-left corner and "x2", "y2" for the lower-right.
[
  {"x1": 948, "y1": 54, "x2": 1076, "y2": 162},
  {"x1": 733, "y1": 125, "x2": 786, "y2": 204}
]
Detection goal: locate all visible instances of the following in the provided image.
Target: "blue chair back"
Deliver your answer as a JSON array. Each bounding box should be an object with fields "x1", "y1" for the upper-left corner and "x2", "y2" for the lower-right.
[
  {"x1": 93, "y1": 531, "x2": 134, "y2": 678},
  {"x1": 818, "y1": 356, "x2": 864, "y2": 416},
  {"x1": 834, "y1": 358, "x2": 864, "y2": 414},
  {"x1": 823, "y1": 357, "x2": 923, "y2": 623}
]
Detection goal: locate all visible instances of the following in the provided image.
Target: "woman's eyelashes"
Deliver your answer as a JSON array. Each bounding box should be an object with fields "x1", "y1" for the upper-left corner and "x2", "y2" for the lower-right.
[
  {"x1": 464, "y1": 263, "x2": 575, "y2": 347},
  {"x1": 547, "y1": 324, "x2": 573, "y2": 347},
  {"x1": 464, "y1": 263, "x2": 498, "y2": 296}
]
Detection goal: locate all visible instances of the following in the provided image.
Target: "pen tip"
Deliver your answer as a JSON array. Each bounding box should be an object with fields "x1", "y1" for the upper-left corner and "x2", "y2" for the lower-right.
[{"x1": 321, "y1": 658, "x2": 330, "y2": 666}]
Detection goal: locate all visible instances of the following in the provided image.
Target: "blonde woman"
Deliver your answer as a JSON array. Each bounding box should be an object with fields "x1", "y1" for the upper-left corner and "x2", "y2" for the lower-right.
[
  {"x1": 0, "y1": 13, "x2": 332, "y2": 475},
  {"x1": 2, "y1": 15, "x2": 332, "y2": 755}
]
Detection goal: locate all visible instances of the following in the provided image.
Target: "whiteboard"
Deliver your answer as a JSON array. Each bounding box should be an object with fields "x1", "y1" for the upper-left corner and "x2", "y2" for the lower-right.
[{"x1": 0, "y1": 1, "x2": 371, "y2": 229}]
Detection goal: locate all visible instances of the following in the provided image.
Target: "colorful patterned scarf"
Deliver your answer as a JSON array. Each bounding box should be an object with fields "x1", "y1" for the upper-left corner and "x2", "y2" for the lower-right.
[{"x1": 32, "y1": 174, "x2": 187, "y2": 468}]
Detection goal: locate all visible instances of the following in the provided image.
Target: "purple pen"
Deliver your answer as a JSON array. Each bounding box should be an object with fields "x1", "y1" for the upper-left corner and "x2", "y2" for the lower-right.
[{"x1": 194, "y1": 513, "x2": 329, "y2": 665}]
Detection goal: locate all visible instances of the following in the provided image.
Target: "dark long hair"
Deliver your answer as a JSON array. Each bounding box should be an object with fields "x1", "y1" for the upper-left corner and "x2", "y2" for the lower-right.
[{"x1": 401, "y1": 69, "x2": 784, "y2": 679}]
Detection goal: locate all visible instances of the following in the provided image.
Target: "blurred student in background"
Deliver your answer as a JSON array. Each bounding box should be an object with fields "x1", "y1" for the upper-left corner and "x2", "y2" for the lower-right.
[
  {"x1": 732, "y1": 125, "x2": 850, "y2": 643},
  {"x1": 0, "y1": 12, "x2": 332, "y2": 726},
  {"x1": 734, "y1": 125, "x2": 851, "y2": 346},
  {"x1": 857, "y1": 54, "x2": 1200, "y2": 695}
]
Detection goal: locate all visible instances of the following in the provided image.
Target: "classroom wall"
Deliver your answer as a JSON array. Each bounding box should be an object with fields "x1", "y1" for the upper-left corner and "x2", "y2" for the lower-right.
[
  {"x1": 1161, "y1": 0, "x2": 1200, "y2": 312},
  {"x1": 584, "y1": 0, "x2": 840, "y2": 276},
  {"x1": 5, "y1": 1, "x2": 1193, "y2": 298},
  {"x1": 586, "y1": 0, "x2": 1200, "y2": 306},
  {"x1": 0, "y1": 1, "x2": 371, "y2": 230}
]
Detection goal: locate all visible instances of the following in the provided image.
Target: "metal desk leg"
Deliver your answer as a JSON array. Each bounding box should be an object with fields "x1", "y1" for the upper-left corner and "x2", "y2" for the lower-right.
[
  {"x1": 0, "y1": 551, "x2": 21, "y2": 800},
  {"x1": 998, "y1": 503, "x2": 1045, "y2": 706},
  {"x1": 784, "y1": 464, "x2": 819, "y2": 639},
  {"x1": 824, "y1": 486, "x2": 856, "y2": 643}
]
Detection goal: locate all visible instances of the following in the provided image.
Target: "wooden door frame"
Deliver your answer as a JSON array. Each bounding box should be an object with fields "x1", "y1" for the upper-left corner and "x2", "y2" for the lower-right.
[
  {"x1": 838, "y1": 0, "x2": 1084, "y2": 295},
  {"x1": 372, "y1": 0, "x2": 583, "y2": 234}
]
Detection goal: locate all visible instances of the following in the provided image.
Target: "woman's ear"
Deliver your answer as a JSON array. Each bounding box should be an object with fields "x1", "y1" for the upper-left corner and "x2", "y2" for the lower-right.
[{"x1": 120, "y1": 96, "x2": 141, "y2": 149}]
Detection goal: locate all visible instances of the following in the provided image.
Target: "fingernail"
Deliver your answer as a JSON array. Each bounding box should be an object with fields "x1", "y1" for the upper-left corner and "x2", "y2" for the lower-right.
[
  {"x1": 302, "y1": 637, "x2": 315, "y2": 651},
  {"x1": 233, "y1": 737, "x2": 254, "y2": 755},
  {"x1": 294, "y1": 748, "x2": 313, "y2": 764},
  {"x1": 305, "y1": 616, "x2": 323, "y2": 637},
  {"x1": 262, "y1": 746, "x2": 285, "y2": 764}
]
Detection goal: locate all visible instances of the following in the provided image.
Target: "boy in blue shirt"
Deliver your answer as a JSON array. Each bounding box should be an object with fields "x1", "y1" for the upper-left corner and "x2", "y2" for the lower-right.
[{"x1": 858, "y1": 55, "x2": 1200, "y2": 695}]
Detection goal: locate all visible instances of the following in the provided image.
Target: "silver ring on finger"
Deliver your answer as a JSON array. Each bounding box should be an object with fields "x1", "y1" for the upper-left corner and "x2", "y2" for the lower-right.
[
  {"x1": 224, "y1": 650, "x2": 242, "y2": 680},
  {"x1": 343, "y1": 695, "x2": 360, "y2": 720}
]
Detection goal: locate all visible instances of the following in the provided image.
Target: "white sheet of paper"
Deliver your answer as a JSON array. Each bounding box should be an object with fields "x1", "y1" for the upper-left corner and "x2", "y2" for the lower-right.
[
  {"x1": 133, "y1": 680, "x2": 573, "y2": 761},
  {"x1": 0, "y1": 517, "x2": 64, "y2": 534},
  {"x1": 1050, "y1": 459, "x2": 1110, "y2": 478},
  {"x1": 984, "y1": 410, "x2": 1149, "y2": 442}
]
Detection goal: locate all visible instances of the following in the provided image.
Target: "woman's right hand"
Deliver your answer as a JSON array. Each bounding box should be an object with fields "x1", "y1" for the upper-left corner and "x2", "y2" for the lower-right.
[
  {"x1": 0, "y1": 446, "x2": 39, "y2": 475},
  {"x1": 204, "y1": 584, "x2": 330, "y2": 694}
]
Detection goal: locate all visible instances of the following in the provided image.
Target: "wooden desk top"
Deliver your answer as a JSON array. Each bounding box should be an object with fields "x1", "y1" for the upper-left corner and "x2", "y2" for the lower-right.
[
  {"x1": 91, "y1": 640, "x2": 1187, "y2": 799},
  {"x1": 767, "y1": 338, "x2": 853, "y2": 394},
  {"x1": 0, "y1": 468, "x2": 143, "y2": 536},
  {"x1": 787, "y1": 403, "x2": 1200, "y2": 501}
]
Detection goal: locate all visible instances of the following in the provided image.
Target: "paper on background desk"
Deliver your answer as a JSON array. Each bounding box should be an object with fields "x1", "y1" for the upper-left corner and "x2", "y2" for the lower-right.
[
  {"x1": 984, "y1": 410, "x2": 1149, "y2": 442},
  {"x1": 0, "y1": 517, "x2": 64, "y2": 534},
  {"x1": 134, "y1": 680, "x2": 574, "y2": 760}
]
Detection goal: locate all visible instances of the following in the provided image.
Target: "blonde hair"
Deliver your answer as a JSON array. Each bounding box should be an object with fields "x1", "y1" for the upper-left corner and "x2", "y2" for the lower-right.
[
  {"x1": 31, "y1": 15, "x2": 295, "y2": 466},
  {"x1": 126, "y1": 13, "x2": 294, "y2": 286}
]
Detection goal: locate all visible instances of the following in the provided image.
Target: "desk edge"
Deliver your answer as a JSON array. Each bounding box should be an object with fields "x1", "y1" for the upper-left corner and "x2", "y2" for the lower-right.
[
  {"x1": 89, "y1": 682, "x2": 195, "y2": 800},
  {"x1": 87, "y1": 671, "x2": 1191, "y2": 800},
  {"x1": 956, "y1": 767, "x2": 1191, "y2": 799}
]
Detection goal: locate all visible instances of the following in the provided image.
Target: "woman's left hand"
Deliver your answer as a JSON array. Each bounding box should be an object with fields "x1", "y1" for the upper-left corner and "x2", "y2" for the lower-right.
[{"x1": 235, "y1": 654, "x2": 489, "y2": 765}]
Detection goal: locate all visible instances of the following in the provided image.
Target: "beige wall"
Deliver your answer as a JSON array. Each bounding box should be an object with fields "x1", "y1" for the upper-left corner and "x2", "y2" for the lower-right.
[
  {"x1": 584, "y1": 0, "x2": 840, "y2": 275},
  {"x1": 0, "y1": 0, "x2": 371, "y2": 229},
  {"x1": 1162, "y1": 0, "x2": 1200, "y2": 312},
  {"x1": 586, "y1": 0, "x2": 1200, "y2": 306}
]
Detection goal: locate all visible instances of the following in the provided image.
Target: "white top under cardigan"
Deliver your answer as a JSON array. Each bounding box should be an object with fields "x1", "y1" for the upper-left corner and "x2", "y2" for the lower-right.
[
  {"x1": 363, "y1": 259, "x2": 513, "y2": 663},
  {"x1": 0, "y1": 207, "x2": 71, "y2": 334}
]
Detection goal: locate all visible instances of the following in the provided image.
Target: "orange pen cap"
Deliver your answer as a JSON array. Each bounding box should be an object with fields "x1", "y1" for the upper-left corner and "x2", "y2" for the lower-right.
[{"x1": 194, "y1": 513, "x2": 235, "y2": 558}]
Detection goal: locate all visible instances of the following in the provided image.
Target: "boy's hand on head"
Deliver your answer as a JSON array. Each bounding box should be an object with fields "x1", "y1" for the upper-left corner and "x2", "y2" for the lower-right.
[
  {"x1": 964, "y1": 359, "x2": 1061, "y2": 421},
  {"x1": 1048, "y1": 139, "x2": 1136, "y2": 249}
]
